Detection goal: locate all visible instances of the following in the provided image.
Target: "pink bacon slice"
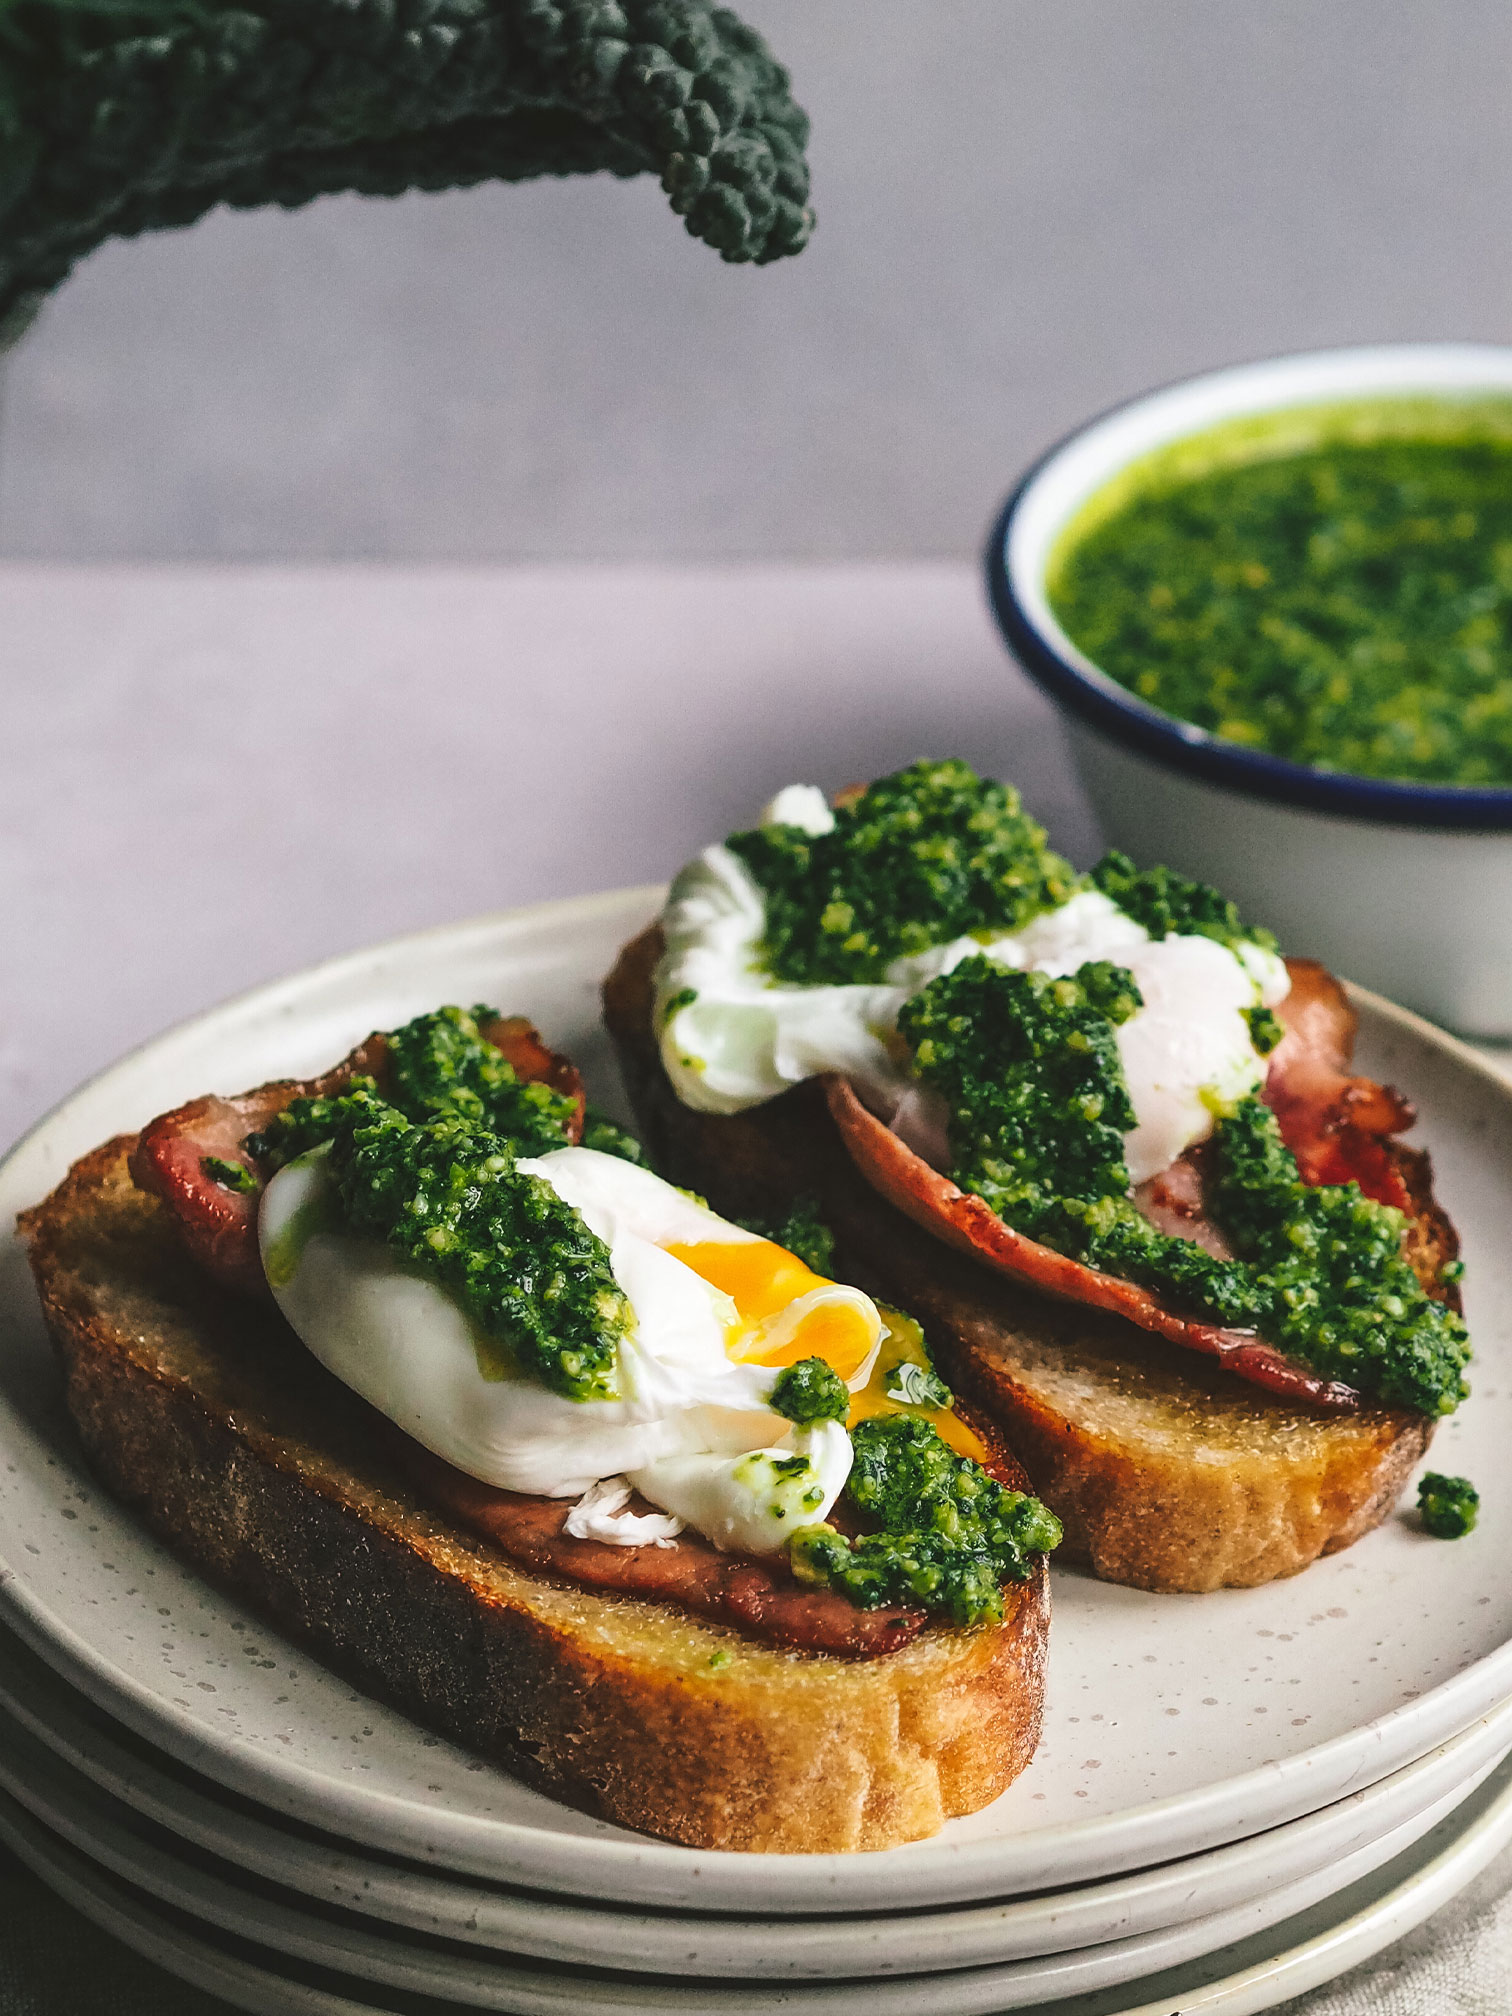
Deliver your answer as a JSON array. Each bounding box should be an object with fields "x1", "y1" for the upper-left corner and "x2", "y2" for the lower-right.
[
  {"x1": 130, "y1": 1016, "x2": 585, "y2": 1302},
  {"x1": 823, "y1": 1072, "x2": 1361, "y2": 1411},
  {"x1": 820, "y1": 954, "x2": 1467, "y2": 1413}
]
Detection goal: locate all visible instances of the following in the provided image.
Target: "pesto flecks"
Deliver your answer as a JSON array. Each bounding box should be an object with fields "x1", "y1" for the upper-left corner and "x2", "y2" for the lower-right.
[
  {"x1": 769, "y1": 1356, "x2": 849, "y2": 1425},
  {"x1": 1090, "y1": 850, "x2": 1277, "y2": 956},
  {"x1": 247, "y1": 1005, "x2": 578, "y2": 1169},
  {"x1": 1417, "y1": 1472, "x2": 1479, "y2": 1539},
  {"x1": 899, "y1": 957, "x2": 1470, "y2": 1416},
  {"x1": 899, "y1": 954, "x2": 1143, "y2": 1247},
  {"x1": 790, "y1": 1414, "x2": 1062, "y2": 1628},
  {"x1": 1050, "y1": 431, "x2": 1512, "y2": 786},
  {"x1": 326, "y1": 1103, "x2": 630, "y2": 1403},
  {"x1": 726, "y1": 759, "x2": 1078, "y2": 986},
  {"x1": 735, "y1": 1196, "x2": 836, "y2": 1279}
]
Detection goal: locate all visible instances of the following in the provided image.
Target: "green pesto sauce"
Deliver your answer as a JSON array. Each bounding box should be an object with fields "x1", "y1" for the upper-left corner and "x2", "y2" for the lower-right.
[
  {"x1": 726, "y1": 759, "x2": 1077, "y2": 986},
  {"x1": 248, "y1": 1004, "x2": 581, "y2": 1169},
  {"x1": 791, "y1": 1414, "x2": 1062, "y2": 1629},
  {"x1": 245, "y1": 1005, "x2": 639, "y2": 1405},
  {"x1": 1050, "y1": 414, "x2": 1512, "y2": 786},
  {"x1": 327, "y1": 1100, "x2": 630, "y2": 1403},
  {"x1": 769, "y1": 1356, "x2": 850, "y2": 1424},
  {"x1": 735, "y1": 1195, "x2": 836, "y2": 1279},
  {"x1": 261, "y1": 1156, "x2": 341, "y2": 1291},
  {"x1": 1417, "y1": 1471, "x2": 1479, "y2": 1539},
  {"x1": 1089, "y1": 851, "x2": 1276, "y2": 955},
  {"x1": 900, "y1": 958, "x2": 1470, "y2": 1416}
]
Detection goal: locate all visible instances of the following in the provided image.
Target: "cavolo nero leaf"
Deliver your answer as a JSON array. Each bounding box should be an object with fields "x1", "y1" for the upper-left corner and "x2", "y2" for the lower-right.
[{"x1": 0, "y1": 0, "x2": 814, "y2": 342}]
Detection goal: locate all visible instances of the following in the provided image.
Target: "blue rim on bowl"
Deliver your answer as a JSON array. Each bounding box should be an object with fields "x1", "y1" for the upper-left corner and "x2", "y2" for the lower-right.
[{"x1": 986, "y1": 343, "x2": 1512, "y2": 834}]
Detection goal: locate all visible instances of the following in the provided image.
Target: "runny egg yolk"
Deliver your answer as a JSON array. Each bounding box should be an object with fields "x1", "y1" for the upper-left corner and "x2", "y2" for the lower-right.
[{"x1": 661, "y1": 1240, "x2": 878, "y2": 1381}]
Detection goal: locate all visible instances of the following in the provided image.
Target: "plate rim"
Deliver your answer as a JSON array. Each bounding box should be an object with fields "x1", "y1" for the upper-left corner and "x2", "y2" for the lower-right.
[
  {"x1": 1, "y1": 1613, "x2": 1509, "y2": 1977},
  {"x1": 3, "y1": 887, "x2": 1512, "y2": 1914},
  {"x1": 4, "y1": 1752, "x2": 1512, "y2": 2016}
]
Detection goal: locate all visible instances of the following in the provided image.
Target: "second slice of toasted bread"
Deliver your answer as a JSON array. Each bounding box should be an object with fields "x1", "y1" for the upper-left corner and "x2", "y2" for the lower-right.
[{"x1": 604, "y1": 925, "x2": 1433, "y2": 1594}]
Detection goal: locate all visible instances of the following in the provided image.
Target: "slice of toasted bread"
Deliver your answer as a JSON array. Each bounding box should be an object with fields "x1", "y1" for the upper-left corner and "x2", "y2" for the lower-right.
[
  {"x1": 18, "y1": 1137, "x2": 1050, "y2": 1854},
  {"x1": 604, "y1": 925, "x2": 1434, "y2": 1595}
]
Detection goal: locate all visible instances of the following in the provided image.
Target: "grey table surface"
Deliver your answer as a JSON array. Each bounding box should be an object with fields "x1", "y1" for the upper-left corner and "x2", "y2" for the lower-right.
[{"x1": 3, "y1": 559, "x2": 1510, "y2": 2012}]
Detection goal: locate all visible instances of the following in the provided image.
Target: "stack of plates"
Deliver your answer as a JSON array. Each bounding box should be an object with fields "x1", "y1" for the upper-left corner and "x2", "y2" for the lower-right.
[{"x1": 4, "y1": 890, "x2": 1512, "y2": 2016}]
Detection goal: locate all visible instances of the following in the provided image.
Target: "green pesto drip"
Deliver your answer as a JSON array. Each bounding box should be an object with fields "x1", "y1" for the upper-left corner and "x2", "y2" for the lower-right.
[
  {"x1": 262, "y1": 1156, "x2": 341, "y2": 1291},
  {"x1": 735, "y1": 1448, "x2": 829, "y2": 1526},
  {"x1": 332, "y1": 1105, "x2": 630, "y2": 1403},
  {"x1": 735, "y1": 1196, "x2": 836, "y2": 1279},
  {"x1": 900, "y1": 955, "x2": 1144, "y2": 1242},
  {"x1": 882, "y1": 1358, "x2": 953, "y2": 1409},
  {"x1": 1417, "y1": 1472, "x2": 1479, "y2": 1539},
  {"x1": 790, "y1": 1415, "x2": 1062, "y2": 1628},
  {"x1": 725, "y1": 759, "x2": 1077, "y2": 986},
  {"x1": 202, "y1": 1154, "x2": 257, "y2": 1194},
  {"x1": 1049, "y1": 425, "x2": 1512, "y2": 786},
  {"x1": 385, "y1": 1004, "x2": 578, "y2": 1154},
  {"x1": 247, "y1": 1005, "x2": 579, "y2": 1170},
  {"x1": 263, "y1": 1090, "x2": 629, "y2": 1404},
  {"x1": 579, "y1": 1106, "x2": 648, "y2": 1165},
  {"x1": 900, "y1": 958, "x2": 1470, "y2": 1416},
  {"x1": 769, "y1": 1356, "x2": 849, "y2": 1424},
  {"x1": 1244, "y1": 1003, "x2": 1286, "y2": 1055},
  {"x1": 1089, "y1": 851, "x2": 1277, "y2": 955}
]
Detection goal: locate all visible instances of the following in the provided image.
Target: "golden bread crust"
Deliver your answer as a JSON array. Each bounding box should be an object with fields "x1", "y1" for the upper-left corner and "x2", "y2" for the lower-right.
[
  {"x1": 603, "y1": 923, "x2": 1432, "y2": 1595},
  {"x1": 18, "y1": 1136, "x2": 1048, "y2": 1852}
]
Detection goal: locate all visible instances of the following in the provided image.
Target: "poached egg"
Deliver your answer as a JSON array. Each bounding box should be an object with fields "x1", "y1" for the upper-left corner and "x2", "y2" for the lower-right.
[
  {"x1": 260, "y1": 1144, "x2": 878, "y2": 1556},
  {"x1": 655, "y1": 786, "x2": 1290, "y2": 1186}
]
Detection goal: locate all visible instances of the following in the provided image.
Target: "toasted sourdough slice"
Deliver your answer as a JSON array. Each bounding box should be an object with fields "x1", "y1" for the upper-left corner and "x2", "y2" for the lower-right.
[
  {"x1": 604, "y1": 925, "x2": 1434, "y2": 1595},
  {"x1": 19, "y1": 1136, "x2": 1050, "y2": 1854}
]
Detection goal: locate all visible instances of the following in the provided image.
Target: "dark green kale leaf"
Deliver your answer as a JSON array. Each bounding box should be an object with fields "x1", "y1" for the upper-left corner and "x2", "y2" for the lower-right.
[
  {"x1": 790, "y1": 1414, "x2": 1062, "y2": 1628},
  {"x1": 1417, "y1": 1471, "x2": 1479, "y2": 1539},
  {"x1": 1091, "y1": 850, "x2": 1278, "y2": 954},
  {"x1": 769, "y1": 1355, "x2": 848, "y2": 1425},
  {"x1": 727, "y1": 759, "x2": 1078, "y2": 986},
  {"x1": 735, "y1": 1195, "x2": 835, "y2": 1278},
  {"x1": 327, "y1": 1102, "x2": 631, "y2": 1402},
  {"x1": 0, "y1": 0, "x2": 813, "y2": 343}
]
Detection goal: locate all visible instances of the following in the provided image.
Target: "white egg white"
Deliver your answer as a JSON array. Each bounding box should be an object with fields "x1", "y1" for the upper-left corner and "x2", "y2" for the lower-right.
[
  {"x1": 260, "y1": 1145, "x2": 876, "y2": 1556},
  {"x1": 655, "y1": 788, "x2": 1291, "y2": 1187}
]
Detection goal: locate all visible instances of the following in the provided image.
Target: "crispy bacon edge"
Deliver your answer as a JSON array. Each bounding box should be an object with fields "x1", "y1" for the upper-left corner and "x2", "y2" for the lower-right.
[
  {"x1": 128, "y1": 1016, "x2": 586, "y2": 1301},
  {"x1": 826, "y1": 957, "x2": 1462, "y2": 1415}
]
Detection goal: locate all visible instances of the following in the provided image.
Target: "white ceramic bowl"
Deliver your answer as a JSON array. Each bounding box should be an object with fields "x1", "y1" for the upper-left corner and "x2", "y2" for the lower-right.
[{"x1": 988, "y1": 343, "x2": 1512, "y2": 1039}]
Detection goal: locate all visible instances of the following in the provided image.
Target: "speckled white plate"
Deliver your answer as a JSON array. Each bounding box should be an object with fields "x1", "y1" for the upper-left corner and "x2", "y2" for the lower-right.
[
  {"x1": 0, "y1": 1726, "x2": 1496, "y2": 2015},
  {"x1": 1, "y1": 888, "x2": 1511, "y2": 1916},
  {"x1": 1, "y1": 1615, "x2": 1508, "y2": 1978},
  {"x1": 6, "y1": 1753, "x2": 1512, "y2": 2016}
]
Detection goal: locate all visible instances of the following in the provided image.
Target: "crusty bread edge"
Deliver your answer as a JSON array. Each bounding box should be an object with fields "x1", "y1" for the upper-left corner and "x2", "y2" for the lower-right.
[{"x1": 18, "y1": 1138, "x2": 1049, "y2": 1855}]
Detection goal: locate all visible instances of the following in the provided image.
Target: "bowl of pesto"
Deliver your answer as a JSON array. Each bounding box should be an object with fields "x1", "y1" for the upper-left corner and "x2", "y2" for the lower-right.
[{"x1": 988, "y1": 343, "x2": 1512, "y2": 1039}]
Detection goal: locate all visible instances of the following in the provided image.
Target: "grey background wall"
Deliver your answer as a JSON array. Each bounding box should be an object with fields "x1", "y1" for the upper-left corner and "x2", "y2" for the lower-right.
[{"x1": 2, "y1": 0, "x2": 1510, "y2": 562}]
